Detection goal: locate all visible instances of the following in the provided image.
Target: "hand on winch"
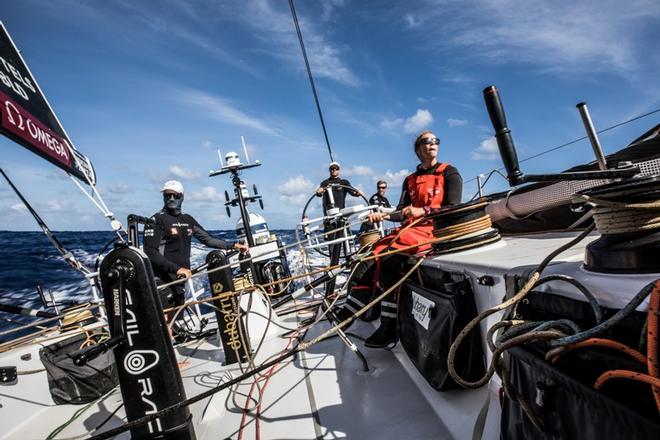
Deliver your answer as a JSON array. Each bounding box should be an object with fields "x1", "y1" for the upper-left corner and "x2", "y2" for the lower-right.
[
  {"x1": 176, "y1": 267, "x2": 193, "y2": 279},
  {"x1": 366, "y1": 211, "x2": 388, "y2": 223},
  {"x1": 402, "y1": 205, "x2": 427, "y2": 219},
  {"x1": 234, "y1": 241, "x2": 250, "y2": 254},
  {"x1": 367, "y1": 205, "x2": 427, "y2": 224}
]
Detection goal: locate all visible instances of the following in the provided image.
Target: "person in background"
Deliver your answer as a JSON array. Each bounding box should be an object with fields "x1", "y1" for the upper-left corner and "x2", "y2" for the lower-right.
[
  {"x1": 315, "y1": 161, "x2": 365, "y2": 214},
  {"x1": 144, "y1": 180, "x2": 248, "y2": 328},
  {"x1": 335, "y1": 130, "x2": 462, "y2": 348},
  {"x1": 360, "y1": 180, "x2": 392, "y2": 233},
  {"x1": 315, "y1": 161, "x2": 366, "y2": 294}
]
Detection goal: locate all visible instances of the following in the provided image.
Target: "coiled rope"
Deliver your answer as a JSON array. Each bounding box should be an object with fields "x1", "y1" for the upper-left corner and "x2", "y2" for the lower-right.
[
  {"x1": 575, "y1": 194, "x2": 660, "y2": 234},
  {"x1": 447, "y1": 225, "x2": 595, "y2": 388}
]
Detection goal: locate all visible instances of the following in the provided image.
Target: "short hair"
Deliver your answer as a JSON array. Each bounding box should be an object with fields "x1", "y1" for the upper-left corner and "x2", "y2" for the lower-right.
[{"x1": 376, "y1": 180, "x2": 387, "y2": 187}]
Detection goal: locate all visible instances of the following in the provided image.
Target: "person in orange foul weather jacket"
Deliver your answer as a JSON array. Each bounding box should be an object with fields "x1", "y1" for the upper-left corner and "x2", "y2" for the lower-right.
[{"x1": 335, "y1": 130, "x2": 462, "y2": 348}]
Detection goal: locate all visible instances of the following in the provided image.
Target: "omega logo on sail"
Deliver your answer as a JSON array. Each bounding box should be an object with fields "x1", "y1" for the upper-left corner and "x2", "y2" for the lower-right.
[{"x1": 1, "y1": 95, "x2": 71, "y2": 163}]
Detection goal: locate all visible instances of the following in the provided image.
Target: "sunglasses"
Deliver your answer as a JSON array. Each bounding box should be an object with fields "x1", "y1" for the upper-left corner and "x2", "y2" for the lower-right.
[
  {"x1": 378, "y1": 186, "x2": 387, "y2": 190},
  {"x1": 329, "y1": 166, "x2": 339, "y2": 171},
  {"x1": 419, "y1": 137, "x2": 440, "y2": 146},
  {"x1": 164, "y1": 193, "x2": 182, "y2": 200}
]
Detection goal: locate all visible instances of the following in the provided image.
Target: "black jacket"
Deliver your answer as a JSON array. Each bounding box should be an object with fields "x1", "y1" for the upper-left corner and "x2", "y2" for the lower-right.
[
  {"x1": 143, "y1": 209, "x2": 233, "y2": 280},
  {"x1": 316, "y1": 177, "x2": 360, "y2": 214},
  {"x1": 368, "y1": 193, "x2": 391, "y2": 208}
]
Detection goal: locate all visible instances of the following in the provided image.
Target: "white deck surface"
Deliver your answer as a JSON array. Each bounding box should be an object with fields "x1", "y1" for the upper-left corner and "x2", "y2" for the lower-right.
[
  {"x1": 0, "y1": 311, "x2": 455, "y2": 439},
  {"x1": 2, "y1": 231, "x2": 658, "y2": 439}
]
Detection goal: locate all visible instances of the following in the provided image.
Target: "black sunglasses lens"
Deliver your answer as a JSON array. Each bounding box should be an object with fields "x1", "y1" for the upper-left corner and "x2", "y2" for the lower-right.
[{"x1": 164, "y1": 193, "x2": 181, "y2": 200}]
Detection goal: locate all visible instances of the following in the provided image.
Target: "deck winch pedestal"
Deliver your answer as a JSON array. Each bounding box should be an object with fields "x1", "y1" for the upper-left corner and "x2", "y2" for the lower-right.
[
  {"x1": 206, "y1": 250, "x2": 251, "y2": 365},
  {"x1": 428, "y1": 200, "x2": 501, "y2": 254},
  {"x1": 100, "y1": 245, "x2": 195, "y2": 440},
  {"x1": 580, "y1": 177, "x2": 660, "y2": 273}
]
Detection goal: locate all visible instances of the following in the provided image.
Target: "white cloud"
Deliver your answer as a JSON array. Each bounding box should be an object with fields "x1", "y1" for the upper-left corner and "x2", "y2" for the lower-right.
[
  {"x1": 342, "y1": 165, "x2": 374, "y2": 177},
  {"x1": 169, "y1": 165, "x2": 201, "y2": 181},
  {"x1": 10, "y1": 203, "x2": 27, "y2": 213},
  {"x1": 201, "y1": 139, "x2": 214, "y2": 152},
  {"x1": 381, "y1": 109, "x2": 434, "y2": 134},
  {"x1": 188, "y1": 186, "x2": 226, "y2": 202},
  {"x1": 103, "y1": 2, "x2": 262, "y2": 77},
  {"x1": 404, "y1": 109, "x2": 433, "y2": 133},
  {"x1": 241, "y1": 1, "x2": 359, "y2": 86},
  {"x1": 280, "y1": 193, "x2": 310, "y2": 205},
  {"x1": 278, "y1": 175, "x2": 314, "y2": 205},
  {"x1": 46, "y1": 200, "x2": 70, "y2": 212},
  {"x1": 414, "y1": 0, "x2": 660, "y2": 77},
  {"x1": 447, "y1": 118, "x2": 468, "y2": 127},
  {"x1": 320, "y1": 0, "x2": 346, "y2": 21},
  {"x1": 374, "y1": 169, "x2": 410, "y2": 185},
  {"x1": 471, "y1": 136, "x2": 500, "y2": 160},
  {"x1": 278, "y1": 175, "x2": 314, "y2": 195},
  {"x1": 174, "y1": 88, "x2": 279, "y2": 136},
  {"x1": 381, "y1": 117, "x2": 403, "y2": 130},
  {"x1": 403, "y1": 14, "x2": 421, "y2": 28}
]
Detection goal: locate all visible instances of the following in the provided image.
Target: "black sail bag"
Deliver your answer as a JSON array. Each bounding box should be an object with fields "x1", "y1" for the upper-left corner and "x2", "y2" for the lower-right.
[{"x1": 399, "y1": 274, "x2": 486, "y2": 391}]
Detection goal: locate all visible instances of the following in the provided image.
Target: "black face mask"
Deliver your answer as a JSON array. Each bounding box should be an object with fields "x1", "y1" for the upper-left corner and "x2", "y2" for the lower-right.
[{"x1": 164, "y1": 193, "x2": 183, "y2": 215}]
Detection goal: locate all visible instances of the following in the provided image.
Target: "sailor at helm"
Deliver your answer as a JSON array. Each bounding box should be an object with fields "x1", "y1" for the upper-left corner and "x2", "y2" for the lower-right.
[
  {"x1": 143, "y1": 180, "x2": 248, "y2": 324},
  {"x1": 315, "y1": 161, "x2": 365, "y2": 215}
]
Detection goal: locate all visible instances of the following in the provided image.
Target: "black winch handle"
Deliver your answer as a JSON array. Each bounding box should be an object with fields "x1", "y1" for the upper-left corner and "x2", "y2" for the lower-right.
[
  {"x1": 188, "y1": 250, "x2": 239, "y2": 277},
  {"x1": 483, "y1": 85, "x2": 524, "y2": 186},
  {"x1": 73, "y1": 335, "x2": 125, "y2": 366}
]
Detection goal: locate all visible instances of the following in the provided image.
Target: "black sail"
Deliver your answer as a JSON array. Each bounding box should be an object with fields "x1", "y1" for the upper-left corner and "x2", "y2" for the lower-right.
[{"x1": 0, "y1": 21, "x2": 95, "y2": 184}]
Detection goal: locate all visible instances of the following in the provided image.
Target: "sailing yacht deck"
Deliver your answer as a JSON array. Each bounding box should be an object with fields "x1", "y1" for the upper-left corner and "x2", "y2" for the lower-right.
[
  {"x1": 2, "y1": 231, "x2": 659, "y2": 439},
  {"x1": 1, "y1": 308, "x2": 456, "y2": 439}
]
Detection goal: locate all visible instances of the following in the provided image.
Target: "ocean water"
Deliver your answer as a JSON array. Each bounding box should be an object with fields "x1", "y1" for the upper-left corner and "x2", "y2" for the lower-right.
[{"x1": 0, "y1": 229, "x2": 304, "y2": 338}]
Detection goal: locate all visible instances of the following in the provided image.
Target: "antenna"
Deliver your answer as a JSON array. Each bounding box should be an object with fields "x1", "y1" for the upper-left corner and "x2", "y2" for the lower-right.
[
  {"x1": 241, "y1": 136, "x2": 250, "y2": 164},
  {"x1": 576, "y1": 102, "x2": 608, "y2": 171},
  {"x1": 217, "y1": 148, "x2": 224, "y2": 167}
]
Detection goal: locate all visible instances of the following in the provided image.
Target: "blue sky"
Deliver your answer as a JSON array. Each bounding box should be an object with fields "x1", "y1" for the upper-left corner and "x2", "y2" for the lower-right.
[{"x1": 1, "y1": 0, "x2": 659, "y2": 231}]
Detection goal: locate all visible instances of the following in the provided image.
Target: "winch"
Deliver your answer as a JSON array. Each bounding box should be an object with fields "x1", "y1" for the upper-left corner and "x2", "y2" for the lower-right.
[{"x1": 580, "y1": 176, "x2": 660, "y2": 273}]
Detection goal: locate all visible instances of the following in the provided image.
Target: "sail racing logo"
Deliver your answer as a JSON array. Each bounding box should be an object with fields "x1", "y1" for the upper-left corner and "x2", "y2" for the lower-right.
[
  {"x1": 124, "y1": 350, "x2": 160, "y2": 375},
  {"x1": 118, "y1": 287, "x2": 163, "y2": 434}
]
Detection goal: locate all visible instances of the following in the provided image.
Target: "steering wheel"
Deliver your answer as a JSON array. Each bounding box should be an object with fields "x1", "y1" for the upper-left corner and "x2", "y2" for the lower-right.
[
  {"x1": 300, "y1": 183, "x2": 370, "y2": 258},
  {"x1": 301, "y1": 183, "x2": 369, "y2": 220}
]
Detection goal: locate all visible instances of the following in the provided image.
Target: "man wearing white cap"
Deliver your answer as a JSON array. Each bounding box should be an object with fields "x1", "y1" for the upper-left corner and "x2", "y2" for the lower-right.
[
  {"x1": 144, "y1": 180, "x2": 248, "y2": 323},
  {"x1": 315, "y1": 161, "x2": 364, "y2": 215}
]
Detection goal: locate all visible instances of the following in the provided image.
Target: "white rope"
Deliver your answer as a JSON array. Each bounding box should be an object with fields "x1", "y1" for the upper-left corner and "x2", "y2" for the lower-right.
[{"x1": 575, "y1": 194, "x2": 660, "y2": 235}]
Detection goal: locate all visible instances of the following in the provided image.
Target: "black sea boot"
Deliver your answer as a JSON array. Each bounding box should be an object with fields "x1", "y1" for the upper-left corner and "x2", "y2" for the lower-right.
[
  {"x1": 364, "y1": 296, "x2": 398, "y2": 348},
  {"x1": 333, "y1": 285, "x2": 373, "y2": 330},
  {"x1": 332, "y1": 260, "x2": 375, "y2": 330}
]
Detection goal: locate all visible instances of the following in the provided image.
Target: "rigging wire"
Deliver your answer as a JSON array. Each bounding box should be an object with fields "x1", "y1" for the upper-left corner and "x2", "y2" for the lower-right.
[
  {"x1": 288, "y1": 0, "x2": 334, "y2": 162},
  {"x1": 0, "y1": 168, "x2": 92, "y2": 276},
  {"x1": 464, "y1": 106, "x2": 660, "y2": 186}
]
